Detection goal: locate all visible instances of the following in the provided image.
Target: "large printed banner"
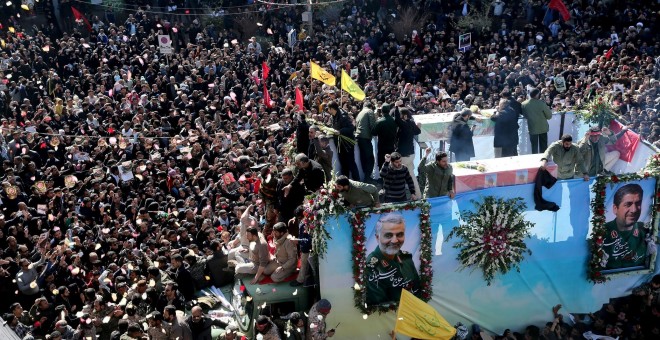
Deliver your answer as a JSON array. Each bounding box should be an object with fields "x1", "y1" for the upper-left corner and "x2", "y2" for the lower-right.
[
  {"x1": 319, "y1": 179, "x2": 660, "y2": 338},
  {"x1": 413, "y1": 110, "x2": 496, "y2": 142}
]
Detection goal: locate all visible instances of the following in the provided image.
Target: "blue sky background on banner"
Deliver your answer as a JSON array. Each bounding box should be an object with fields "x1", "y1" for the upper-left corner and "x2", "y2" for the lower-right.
[
  {"x1": 601, "y1": 179, "x2": 656, "y2": 226},
  {"x1": 319, "y1": 179, "x2": 660, "y2": 338}
]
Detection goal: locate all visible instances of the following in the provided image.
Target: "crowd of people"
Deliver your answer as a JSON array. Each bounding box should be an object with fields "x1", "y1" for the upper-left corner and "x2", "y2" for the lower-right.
[
  {"x1": 497, "y1": 274, "x2": 660, "y2": 340},
  {"x1": 0, "y1": 0, "x2": 658, "y2": 339}
]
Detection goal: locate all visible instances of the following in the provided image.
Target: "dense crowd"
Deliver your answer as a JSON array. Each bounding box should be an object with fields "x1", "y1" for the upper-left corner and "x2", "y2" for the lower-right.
[
  {"x1": 495, "y1": 274, "x2": 660, "y2": 340},
  {"x1": 0, "y1": 0, "x2": 658, "y2": 339}
]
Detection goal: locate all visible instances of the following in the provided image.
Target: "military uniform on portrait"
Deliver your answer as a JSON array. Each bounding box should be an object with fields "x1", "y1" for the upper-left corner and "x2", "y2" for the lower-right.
[{"x1": 365, "y1": 246, "x2": 421, "y2": 306}]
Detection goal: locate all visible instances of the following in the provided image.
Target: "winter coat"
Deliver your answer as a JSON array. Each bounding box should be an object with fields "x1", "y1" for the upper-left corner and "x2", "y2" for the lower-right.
[{"x1": 449, "y1": 117, "x2": 475, "y2": 159}]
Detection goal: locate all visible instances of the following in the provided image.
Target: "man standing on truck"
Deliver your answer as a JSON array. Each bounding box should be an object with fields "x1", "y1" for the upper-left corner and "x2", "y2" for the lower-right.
[
  {"x1": 235, "y1": 227, "x2": 271, "y2": 285},
  {"x1": 264, "y1": 222, "x2": 298, "y2": 282},
  {"x1": 366, "y1": 213, "x2": 421, "y2": 306}
]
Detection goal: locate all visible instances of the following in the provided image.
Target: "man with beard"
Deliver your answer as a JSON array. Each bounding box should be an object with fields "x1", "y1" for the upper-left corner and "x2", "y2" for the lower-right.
[
  {"x1": 163, "y1": 305, "x2": 192, "y2": 340},
  {"x1": 540, "y1": 134, "x2": 589, "y2": 181},
  {"x1": 185, "y1": 306, "x2": 227, "y2": 340},
  {"x1": 263, "y1": 223, "x2": 297, "y2": 282},
  {"x1": 365, "y1": 213, "x2": 420, "y2": 306}
]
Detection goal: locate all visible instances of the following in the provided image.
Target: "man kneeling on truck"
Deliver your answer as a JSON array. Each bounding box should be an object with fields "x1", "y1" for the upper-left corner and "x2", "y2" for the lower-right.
[{"x1": 264, "y1": 222, "x2": 298, "y2": 282}]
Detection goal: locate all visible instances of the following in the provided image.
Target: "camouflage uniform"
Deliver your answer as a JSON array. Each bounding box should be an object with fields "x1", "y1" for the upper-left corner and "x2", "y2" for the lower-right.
[{"x1": 365, "y1": 246, "x2": 421, "y2": 306}]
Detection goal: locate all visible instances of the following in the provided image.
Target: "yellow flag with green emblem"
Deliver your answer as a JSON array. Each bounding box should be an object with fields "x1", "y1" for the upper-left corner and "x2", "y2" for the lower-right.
[
  {"x1": 310, "y1": 61, "x2": 336, "y2": 86},
  {"x1": 394, "y1": 289, "x2": 456, "y2": 340},
  {"x1": 341, "y1": 69, "x2": 365, "y2": 101}
]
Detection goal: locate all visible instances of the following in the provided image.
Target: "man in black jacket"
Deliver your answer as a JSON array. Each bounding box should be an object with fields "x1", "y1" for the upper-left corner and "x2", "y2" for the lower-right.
[
  {"x1": 327, "y1": 101, "x2": 359, "y2": 180},
  {"x1": 185, "y1": 306, "x2": 228, "y2": 340},
  {"x1": 373, "y1": 102, "x2": 398, "y2": 169},
  {"x1": 491, "y1": 98, "x2": 520, "y2": 157},
  {"x1": 277, "y1": 168, "x2": 306, "y2": 223},
  {"x1": 206, "y1": 240, "x2": 232, "y2": 288},
  {"x1": 290, "y1": 154, "x2": 325, "y2": 193},
  {"x1": 168, "y1": 254, "x2": 195, "y2": 301},
  {"x1": 394, "y1": 102, "x2": 422, "y2": 196}
]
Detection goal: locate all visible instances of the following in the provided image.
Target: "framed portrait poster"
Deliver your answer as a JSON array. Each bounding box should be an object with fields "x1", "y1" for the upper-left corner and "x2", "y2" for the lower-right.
[
  {"x1": 588, "y1": 174, "x2": 659, "y2": 282},
  {"x1": 352, "y1": 202, "x2": 433, "y2": 314}
]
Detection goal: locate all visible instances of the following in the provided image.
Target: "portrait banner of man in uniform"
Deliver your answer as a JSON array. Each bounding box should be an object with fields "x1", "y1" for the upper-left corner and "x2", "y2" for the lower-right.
[
  {"x1": 361, "y1": 209, "x2": 425, "y2": 307},
  {"x1": 599, "y1": 178, "x2": 658, "y2": 274}
]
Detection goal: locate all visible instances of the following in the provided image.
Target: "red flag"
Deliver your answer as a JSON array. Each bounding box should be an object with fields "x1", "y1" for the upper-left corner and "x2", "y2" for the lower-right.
[
  {"x1": 604, "y1": 46, "x2": 614, "y2": 60},
  {"x1": 295, "y1": 87, "x2": 304, "y2": 112},
  {"x1": 71, "y1": 6, "x2": 92, "y2": 32},
  {"x1": 262, "y1": 62, "x2": 270, "y2": 82},
  {"x1": 548, "y1": 0, "x2": 571, "y2": 21},
  {"x1": 607, "y1": 120, "x2": 640, "y2": 163},
  {"x1": 263, "y1": 84, "x2": 272, "y2": 108}
]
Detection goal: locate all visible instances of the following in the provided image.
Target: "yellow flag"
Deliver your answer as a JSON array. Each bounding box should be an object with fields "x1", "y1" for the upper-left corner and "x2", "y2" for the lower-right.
[
  {"x1": 341, "y1": 70, "x2": 365, "y2": 101},
  {"x1": 310, "y1": 61, "x2": 336, "y2": 86},
  {"x1": 394, "y1": 290, "x2": 456, "y2": 340},
  {"x1": 288, "y1": 71, "x2": 298, "y2": 81}
]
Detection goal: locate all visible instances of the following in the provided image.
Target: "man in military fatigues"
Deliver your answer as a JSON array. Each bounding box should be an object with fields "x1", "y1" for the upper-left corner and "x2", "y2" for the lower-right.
[
  {"x1": 540, "y1": 134, "x2": 589, "y2": 180},
  {"x1": 577, "y1": 126, "x2": 627, "y2": 176},
  {"x1": 603, "y1": 183, "x2": 651, "y2": 269},
  {"x1": 365, "y1": 213, "x2": 421, "y2": 306},
  {"x1": 418, "y1": 148, "x2": 455, "y2": 199},
  {"x1": 334, "y1": 175, "x2": 380, "y2": 208}
]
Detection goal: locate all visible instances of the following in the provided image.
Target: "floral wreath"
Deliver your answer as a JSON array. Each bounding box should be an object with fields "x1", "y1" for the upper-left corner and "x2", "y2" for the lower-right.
[
  {"x1": 587, "y1": 168, "x2": 660, "y2": 283},
  {"x1": 447, "y1": 196, "x2": 534, "y2": 286},
  {"x1": 351, "y1": 201, "x2": 432, "y2": 314},
  {"x1": 575, "y1": 94, "x2": 626, "y2": 127}
]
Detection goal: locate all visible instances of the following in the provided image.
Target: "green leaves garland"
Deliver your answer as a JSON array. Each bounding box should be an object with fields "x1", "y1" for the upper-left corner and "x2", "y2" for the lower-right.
[
  {"x1": 588, "y1": 171, "x2": 659, "y2": 283},
  {"x1": 575, "y1": 93, "x2": 626, "y2": 127},
  {"x1": 303, "y1": 181, "x2": 349, "y2": 258},
  {"x1": 642, "y1": 153, "x2": 660, "y2": 175},
  {"x1": 352, "y1": 201, "x2": 433, "y2": 314},
  {"x1": 447, "y1": 196, "x2": 534, "y2": 286}
]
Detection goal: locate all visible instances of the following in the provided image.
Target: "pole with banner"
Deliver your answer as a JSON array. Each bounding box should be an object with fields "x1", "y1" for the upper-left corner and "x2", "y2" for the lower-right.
[
  {"x1": 458, "y1": 33, "x2": 471, "y2": 52},
  {"x1": 288, "y1": 29, "x2": 297, "y2": 53},
  {"x1": 158, "y1": 35, "x2": 173, "y2": 55}
]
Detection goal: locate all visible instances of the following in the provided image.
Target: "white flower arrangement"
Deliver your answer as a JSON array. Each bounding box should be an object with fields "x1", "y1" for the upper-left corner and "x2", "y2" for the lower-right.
[{"x1": 448, "y1": 196, "x2": 534, "y2": 285}]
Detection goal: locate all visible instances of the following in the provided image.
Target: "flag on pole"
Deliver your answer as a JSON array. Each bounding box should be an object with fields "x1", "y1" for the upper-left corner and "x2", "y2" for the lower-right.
[
  {"x1": 288, "y1": 71, "x2": 298, "y2": 81},
  {"x1": 295, "y1": 87, "x2": 304, "y2": 112},
  {"x1": 263, "y1": 84, "x2": 272, "y2": 108},
  {"x1": 71, "y1": 6, "x2": 92, "y2": 32},
  {"x1": 604, "y1": 46, "x2": 614, "y2": 60},
  {"x1": 262, "y1": 62, "x2": 270, "y2": 82},
  {"x1": 340, "y1": 70, "x2": 365, "y2": 101},
  {"x1": 310, "y1": 61, "x2": 336, "y2": 86},
  {"x1": 394, "y1": 290, "x2": 456, "y2": 340},
  {"x1": 548, "y1": 0, "x2": 571, "y2": 21},
  {"x1": 607, "y1": 120, "x2": 639, "y2": 162}
]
